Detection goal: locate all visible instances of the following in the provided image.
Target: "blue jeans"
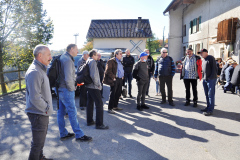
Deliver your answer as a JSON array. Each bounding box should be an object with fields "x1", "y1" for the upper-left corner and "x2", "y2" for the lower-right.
[
  {"x1": 156, "y1": 80, "x2": 160, "y2": 93},
  {"x1": 202, "y1": 79, "x2": 217, "y2": 112},
  {"x1": 124, "y1": 72, "x2": 132, "y2": 95},
  {"x1": 57, "y1": 88, "x2": 84, "y2": 138}
]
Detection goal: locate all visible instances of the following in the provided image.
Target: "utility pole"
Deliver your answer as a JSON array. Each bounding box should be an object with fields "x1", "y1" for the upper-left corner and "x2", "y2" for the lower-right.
[
  {"x1": 163, "y1": 26, "x2": 165, "y2": 48},
  {"x1": 73, "y1": 33, "x2": 79, "y2": 44}
]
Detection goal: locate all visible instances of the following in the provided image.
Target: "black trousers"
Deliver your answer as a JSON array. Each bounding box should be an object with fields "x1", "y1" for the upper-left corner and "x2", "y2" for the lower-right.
[
  {"x1": 137, "y1": 79, "x2": 149, "y2": 105},
  {"x1": 79, "y1": 85, "x2": 87, "y2": 107},
  {"x1": 27, "y1": 113, "x2": 49, "y2": 160},
  {"x1": 183, "y1": 79, "x2": 198, "y2": 102},
  {"x1": 87, "y1": 88, "x2": 103, "y2": 126},
  {"x1": 100, "y1": 76, "x2": 103, "y2": 96},
  {"x1": 108, "y1": 78, "x2": 123, "y2": 110},
  {"x1": 146, "y1": 72, "x2": 152, "y2": 95},
  {"x1": 159, "y1": 76, "x2": 173, "y2": 103}
]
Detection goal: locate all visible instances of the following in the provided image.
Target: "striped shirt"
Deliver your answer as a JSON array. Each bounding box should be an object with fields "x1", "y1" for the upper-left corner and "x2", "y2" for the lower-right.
[{"x1": 184, "y1": 55, "x2": 197, "y2": 79}]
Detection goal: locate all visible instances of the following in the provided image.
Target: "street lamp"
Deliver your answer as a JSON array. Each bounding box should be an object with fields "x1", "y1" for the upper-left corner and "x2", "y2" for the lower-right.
[{"x1": 73, "y1": 33, "x2": 79, "y2": 44}]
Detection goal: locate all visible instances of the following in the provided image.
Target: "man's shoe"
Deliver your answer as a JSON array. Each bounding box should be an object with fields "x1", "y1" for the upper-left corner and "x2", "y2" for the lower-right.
[
  {"x1": 113, "y1": 107, "x2": 123, "y2": 110},
  {"x1": 137, "y1": 105, "x2": 143, "y2": 111},
  {"x1": 141, "y1": 104, "x2": 149, "y2": 109},
  {"x1": 184, "y1": 101, "x2": 190, "y2": 106},
  {"x1": 108, "y1": 109, "x2": 116, "y2": 114},
  {"x1": 60, "y1": 133, "x2": 75, "y2": 140},
  {"x1": 119, "y1": 96, "x2": 123, "y2": 100},
  {"x1": 87, "y1": 121, "x2": 95, "y2": 126},
  {"x1": 76, "y1": 135, "x2": 92, "y2": 142},
  {"x1": 169, "y1": 102, "x2": 175, "y2": 106},
  {"x1": 146, "y1": 94, "x2": 150, "y2": 97},
  {"x1": 41, "y1": 156, "x2": 53, "y2": 160},
  {"x1": 96, "y1": 124, "x2": 109, "y2": 129},
  {"x1": 160, "y1": 101, "x2": 166, "y2": 104},
  {"x1": 203, "y1": 111, "x2": 213, "y2": 116},
  {"x1": 80, "y1": 107, "x2": 85, "y2": 110},
  {"x1": 193, "y1": 102, "x2": 197, "y2": 108},
  {"x1": 201, "y1": 108, "x2": 208, "y2": 112},
  {"x1": 129, "y1": 95, "x2": 133, "y2": 98},
  {"x1": 123, "y1": 95, "x2": 127, "y2": 98}
]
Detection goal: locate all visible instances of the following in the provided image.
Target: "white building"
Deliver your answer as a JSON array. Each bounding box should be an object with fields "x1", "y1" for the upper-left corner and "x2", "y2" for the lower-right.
[
  {"x1": 86, "y1": 17, "x2": 152, "y2": 55},
  {"x1": 164, "y1": 0, "x2": 240, "y2": 63}
]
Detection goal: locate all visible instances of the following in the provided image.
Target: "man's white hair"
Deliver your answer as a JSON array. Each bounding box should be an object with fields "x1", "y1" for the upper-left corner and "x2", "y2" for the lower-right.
[{"x1": 161, "y1": 48, "x2": 168, "y2": 53}]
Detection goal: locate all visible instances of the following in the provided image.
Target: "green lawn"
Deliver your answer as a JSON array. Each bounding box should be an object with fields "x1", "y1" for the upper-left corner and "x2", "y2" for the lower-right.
[{"x1": 151, "y1": 52, "x2": 161, "y2": 62}]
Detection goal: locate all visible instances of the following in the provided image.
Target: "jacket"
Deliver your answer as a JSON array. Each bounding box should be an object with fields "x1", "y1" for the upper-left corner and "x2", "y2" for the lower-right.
[
  {"x1": 103, "y1": 57, "x2": 118, "y2": 86},
  {"x1": 97, "y1": 59, "x2": 105, "y2": 78},
  {"x1": 85, "y1": 58, "x2": 102, "y2": 90},
  {"x1": 132, "y1": 60, "x2": 149, "y2": 81},
  {"x1": 154, "y1": 56, "x2": 175, "y2": 78},
  {"x1": 123, "y1": 55, "x2": 135, "y2": 74},
  {"x1": 231, "y1": 65, "x2": 240, "y2": 85},
  {"x1": 77, "y1": 57, "x2": 87, "y2": 69},
  {"x1": 220, "y1": 63, "x2": 230, "y2": 81},
  {"x1": 225, "y1": 65, "x2": 234, "y2": 83},
  {"x1": 180, "y1": 55, "x2": 202, "y2": 80},
  {"x1": 25, "y1": 59, "x2": 53, "y2": 116},
  {"x1": 202, "y1": 55, "x2": 218, "y2": 80},
  {"x1": 147, "y1": 55, "x2": 155, "y2": 74}
]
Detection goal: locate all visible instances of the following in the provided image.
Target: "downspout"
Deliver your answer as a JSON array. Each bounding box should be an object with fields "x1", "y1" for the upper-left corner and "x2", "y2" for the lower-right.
[{"x1": 207, "y1": 0, "x2": 210, "y2": 50}]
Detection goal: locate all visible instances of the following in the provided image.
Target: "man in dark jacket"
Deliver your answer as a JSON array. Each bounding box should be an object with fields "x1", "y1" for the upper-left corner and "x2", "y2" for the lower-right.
[
  {"x1": 145, "y1": 49, "x2": 155, "y2": 97},
  {"x1": 103, "y1": 49, "x2": 124, "y2": 114},
  {"x1": 154, "y1": 48, "x2": 175, "y2": 106},
  {"x1": 199, "y1": 49, "x2": 217, "y2": 116},
  {"x1": 97, "y1": 52, "x2": 105, "y2": 97},
  {"x1": 132, "y1": 52, "x2": 149, "y2": 111},
  {"x1": 180, "y1": 48, "x2": 202, "y2": 107},
  {"x1": 123, "y1": 49, "x2": 135, "y2": 98},
  {"x1": 77, "y1": 50, "x2": 89, "y2": 110}
]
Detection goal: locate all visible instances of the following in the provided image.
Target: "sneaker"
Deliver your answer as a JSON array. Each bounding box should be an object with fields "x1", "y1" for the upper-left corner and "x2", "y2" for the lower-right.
[
  {"x1": 160, "y1": 101, "x2": 166, "y2": 104},
  {"x1": 113, "y1": 107, "x2": 123, "y2": 110},
  {"x1": 76, "y1": 135, "x2": 92, "y2": 142},
  {"x1": 201, "y1": 108, "x2": 208, "y2": 112},
  {"x1": 193, "y1": 102, "x2": 197, "y2": 108},
  {"x1": 141, "y1": 104, "x2": 149, "y2": 109},
  {"x1": 169, "y1": 102, "x2": 175, "y2": 106},
  {"x1": 87, "y1": 121, "x2": 95, "y2": 126},
  {"x1": 108, "y1": 109, "x2": 116, "y2": 114},
  {"x1": 41, "y1": 156, "x2": 53, "y2": 160},
  {"x1": 137, "y1": 105, "x2": 143, "y2": 111},
  {"x1": 96, "y1": 124, "x2": 109, "y2": 129},
  {"x1": 60, "y1": 133, "x2": 75, "y2": 140},
  {"x1": 184, "y1": 101, "x2": 190, "y2": 106},
  {"x1": 203, "y1": 111, "x2": 213, "y2": 116},
  {"x1": 129, "y1": 95, "x2": 133, "y2": 98}
]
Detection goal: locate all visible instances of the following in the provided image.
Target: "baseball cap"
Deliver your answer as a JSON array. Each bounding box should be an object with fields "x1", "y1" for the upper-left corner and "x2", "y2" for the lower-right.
[
  {"x1": 198, "y1": 49, "x2": 208, "y2": 53},
  {"x1": 140, "y1": 52, "x2": 148, "y2": 58}
]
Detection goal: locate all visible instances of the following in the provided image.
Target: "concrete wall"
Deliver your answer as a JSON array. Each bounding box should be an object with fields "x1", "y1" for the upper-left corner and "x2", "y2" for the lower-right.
[
  {"x1": 168, "y1": 0, "x2": 240, "y2": 63},
  {"x1": 93, "y1": 38, "x2": 147, "y2": 55}
]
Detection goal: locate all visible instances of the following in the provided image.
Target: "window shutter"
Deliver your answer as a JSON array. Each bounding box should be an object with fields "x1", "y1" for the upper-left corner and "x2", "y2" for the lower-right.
[
  {"x1": 199, "y1": 16, "x2": 201, "y2": 31},
  {"x1": 193, "y1": 19, "x2": 197, "y2": 33}
]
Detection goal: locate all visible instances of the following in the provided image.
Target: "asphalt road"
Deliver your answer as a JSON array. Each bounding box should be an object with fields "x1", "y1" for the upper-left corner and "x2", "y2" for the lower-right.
[{"x1": 0, "y1": 73, "x2": 240, "y2": 160}]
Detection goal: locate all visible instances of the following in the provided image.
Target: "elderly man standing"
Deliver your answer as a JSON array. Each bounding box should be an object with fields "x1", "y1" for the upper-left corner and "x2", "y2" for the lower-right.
[
  {"x1": 25, "y1": 44, "x2": 53, "y2": 160},
  {"x1": 180, "y1": 48, "x2": 202, "y2": 107},
  {"x1": 58, "y1": 44, "x2": 92, "y2": 141},
  {"x1": 154, "y1": 48, "x2": 175, "y2": 106},
  {"x1": 103, "y1": 49, "x2": 124, "y2": 114},
  {"x1": 77, "y1": 50, "x2": 89, "y2": 110},
  {"x1": 199, "y1": 49, "x2": 218, "y2": 116},
  {"x1": 97, "y1": 52, "x2": 105, "y2": 97},
  {"x1": 132, "y1": 52, "x2": 149, "y2": 111},
  {"x1": 123, "y1": 49, "x2": 135, "y2": 98}
]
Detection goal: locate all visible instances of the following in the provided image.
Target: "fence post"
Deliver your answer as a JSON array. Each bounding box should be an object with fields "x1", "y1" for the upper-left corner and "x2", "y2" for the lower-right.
[{"x1": 18, "y1": 64, "x2": 21, "y2": 90}]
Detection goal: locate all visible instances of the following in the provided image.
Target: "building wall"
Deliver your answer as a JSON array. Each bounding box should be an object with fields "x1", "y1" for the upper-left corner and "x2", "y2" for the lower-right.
[
  {"x1": 93, "y1": 38, "x2": 147, "y2": 54},
  {"x1": 168, "y1": 0, "x2": 240, "y2": 63}
]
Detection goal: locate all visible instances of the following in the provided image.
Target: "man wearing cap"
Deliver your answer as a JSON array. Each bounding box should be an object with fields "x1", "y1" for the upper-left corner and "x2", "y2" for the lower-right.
[
  {"x1": 132, "y1": 52, "x2": 149, "y2": 111},
  {"x1": 154, "y1": 48, "x2": 176, "y2": 106},
  {"x1": 224, "y1": 60, "x2": 238, "y2": 93},
  {"x1": 144, "y1": 49, "x2": 155, "y2": 97},
  {"x1": 77, "y1": 50, "x2": 89, "y2": 110},
  {"x1": 180, "y1": 48, "x2": 202, "y2": 107},
  {"x1": 103, "y1": 49, "x2": 124, "y2": 114},
  {"x1": 199, "y1": 49, "x2": 218, "y2": 116}
]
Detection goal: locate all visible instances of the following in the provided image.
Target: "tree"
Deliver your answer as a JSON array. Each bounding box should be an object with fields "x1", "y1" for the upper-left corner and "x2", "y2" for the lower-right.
[
  {"x1": 0, "y1": 0, "x2": 54, "y2": 94},
  {"x1": 80, "y1": 41, "x2": 93, "y2": 52}
]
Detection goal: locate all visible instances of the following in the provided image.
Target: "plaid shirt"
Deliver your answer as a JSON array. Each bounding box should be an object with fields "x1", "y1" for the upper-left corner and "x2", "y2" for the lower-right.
[{"x1": 183, "y1": 55, "x2": 197, "y2": 79}]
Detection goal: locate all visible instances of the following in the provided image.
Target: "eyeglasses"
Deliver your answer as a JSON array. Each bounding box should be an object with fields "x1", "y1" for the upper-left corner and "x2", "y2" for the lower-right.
[{"x1": 162, "y1": 52, "x2": 168, "y2": 53}]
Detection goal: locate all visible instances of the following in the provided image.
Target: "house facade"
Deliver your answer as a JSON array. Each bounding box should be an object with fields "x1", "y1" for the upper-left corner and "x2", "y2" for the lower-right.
[
  {"x1": 164, "y1": 0, "x2": 240, "y2": 63},
  {"x1": 86, "y1": 17, "x2": 152, "y2": 55}
]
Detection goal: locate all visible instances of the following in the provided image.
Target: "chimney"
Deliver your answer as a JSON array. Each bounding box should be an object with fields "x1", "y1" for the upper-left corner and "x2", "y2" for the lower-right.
[{"x1": 137, "y1": 17, "x2": 142, "y2": 30}]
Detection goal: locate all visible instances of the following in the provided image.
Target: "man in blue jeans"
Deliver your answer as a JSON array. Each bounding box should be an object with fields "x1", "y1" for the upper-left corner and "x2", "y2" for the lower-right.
[
  {"x1": 199, "y1": 49, "x2": 218, "y2": 116},
  {"x1": 58, "y1": 44, "x2": 92, "y2": 141}
]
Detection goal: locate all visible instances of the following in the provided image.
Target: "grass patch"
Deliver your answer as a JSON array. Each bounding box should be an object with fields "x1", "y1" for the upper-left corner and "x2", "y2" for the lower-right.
[{"x1": 151, "y1": 52, "x2": 161, "y2": 62}]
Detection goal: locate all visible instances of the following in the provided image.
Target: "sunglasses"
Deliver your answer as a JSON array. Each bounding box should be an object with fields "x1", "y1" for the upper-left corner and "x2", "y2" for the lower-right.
[{"x1": 162, "y1": 52, "x2": 168, "y2": 53}]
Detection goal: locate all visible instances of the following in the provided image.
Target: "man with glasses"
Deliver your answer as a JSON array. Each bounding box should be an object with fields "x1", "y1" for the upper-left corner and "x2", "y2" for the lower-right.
[
  {"x1": 103, "y1": 49, "x2": 124, "y2": 114},
  {"x1": 180, "y1": 48, "x2": 202, "y2": 107},
  {"x1": 154, "y1": 48, "x2": 175, "y2": 106}
]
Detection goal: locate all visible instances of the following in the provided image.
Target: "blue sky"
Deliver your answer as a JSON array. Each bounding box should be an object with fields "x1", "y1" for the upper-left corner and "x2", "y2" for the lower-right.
[{"x1": 42, "y1": 0, "x2": 172, "y2": 50}]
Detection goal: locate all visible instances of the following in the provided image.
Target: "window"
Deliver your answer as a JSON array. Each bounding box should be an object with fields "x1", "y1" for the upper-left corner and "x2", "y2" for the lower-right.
[
  {"x1": 190, "y1": 16, "x2": 201, "y2": 34},
  {"x1": 183, "y1": 25, "x2": 186, "y2": 37},
  {"x1": 189, "y1": 21, "x2": 193, "y2": 34},
  {"x1": 197, "y1": 16, "x2": 201, "y2": 32}
]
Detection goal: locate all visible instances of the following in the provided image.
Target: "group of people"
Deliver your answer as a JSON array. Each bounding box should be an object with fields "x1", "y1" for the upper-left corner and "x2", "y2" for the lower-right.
[{"x1": 24, "y1": 43, "x2": 240, "y2": 160}]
